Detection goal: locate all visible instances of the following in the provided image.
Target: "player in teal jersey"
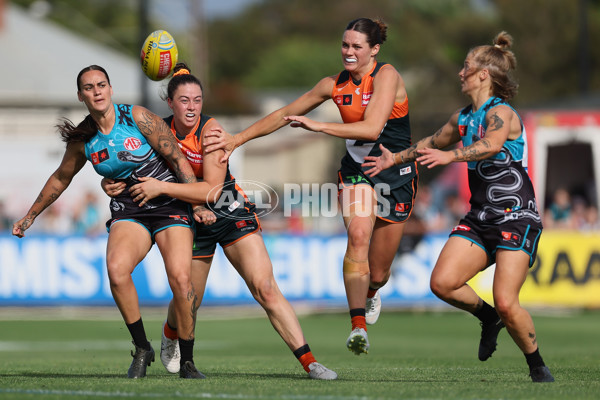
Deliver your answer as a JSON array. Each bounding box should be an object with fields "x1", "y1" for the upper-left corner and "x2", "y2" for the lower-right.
[
  {"x1": 363, "y1": 32, "x2": 554, "y2": 383},
  {"x1": 13, "y1": 65, "x2": 205, "y2": 379}
]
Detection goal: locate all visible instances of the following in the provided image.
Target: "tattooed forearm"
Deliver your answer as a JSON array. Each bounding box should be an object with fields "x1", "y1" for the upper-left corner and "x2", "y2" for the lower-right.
[
  {"x1": 429, "y1": 128, "x2": 444, "y2": 149},
  {"x1": 452, "y1": 139, "x2": 493, "y2": 161}
]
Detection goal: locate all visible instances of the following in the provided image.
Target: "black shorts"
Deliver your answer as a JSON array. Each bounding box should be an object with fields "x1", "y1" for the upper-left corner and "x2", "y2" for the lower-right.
[
  {"x1": 449, "y1": 212, "x2": 542, "y2": 268},
  {"x1": 106, "y1": 198, "x2": 193, "y2": 242},
  {"x1": 337, "y1": 169, "x2": 417, "y2": 223},
  {"x1": 192, "y1": 210, "x2": 261, "y2": 258}
]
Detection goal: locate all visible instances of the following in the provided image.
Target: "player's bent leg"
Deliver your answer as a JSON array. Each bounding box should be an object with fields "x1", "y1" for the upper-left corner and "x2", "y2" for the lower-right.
[
  {"x1": 106, "y1": 222, "x2": 155, "y2": 378},
  {"x1": 366, "y1": 220, "x2": 405, "y2": 325},
  {"x1": 224, "y1": 234, "x2": 337, "y2": 379}
]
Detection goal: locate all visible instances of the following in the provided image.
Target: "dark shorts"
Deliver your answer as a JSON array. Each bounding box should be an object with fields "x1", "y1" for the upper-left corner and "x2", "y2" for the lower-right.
[
  {"x1": 192, "y1": 210, "x2": 261, "y2": 258},
  {"x1": 337, "y1": 169, "x2": 417, "y2": 223},
  {"x1": 106, "y1": 198, "x2": 193, "y2": 242},
  {"x1": 449, "y1": 212, "x2": 542, "y2": 268}
]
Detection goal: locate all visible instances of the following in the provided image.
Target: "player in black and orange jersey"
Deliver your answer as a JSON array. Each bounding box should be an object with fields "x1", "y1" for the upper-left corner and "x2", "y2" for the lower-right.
[
  {"x1": 363, "y1": 32, "x2": 554, "y2": 382},
  {"x1": 102, "y1": 63, "x2": 337, "y2": 380},
  {"x1": 203, "y1": 18, "x2": 417, "y2": 355}
]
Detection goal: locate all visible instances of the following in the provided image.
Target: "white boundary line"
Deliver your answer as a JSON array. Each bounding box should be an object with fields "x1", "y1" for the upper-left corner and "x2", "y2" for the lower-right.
[{"x1": 0, "y1": 388, "x2": 393, "y2": 400}]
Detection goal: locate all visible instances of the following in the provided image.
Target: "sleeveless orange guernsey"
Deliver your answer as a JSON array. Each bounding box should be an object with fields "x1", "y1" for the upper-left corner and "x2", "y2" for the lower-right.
[{"x1": 332, "y1": 62, "x2": 416, "y2": 189}]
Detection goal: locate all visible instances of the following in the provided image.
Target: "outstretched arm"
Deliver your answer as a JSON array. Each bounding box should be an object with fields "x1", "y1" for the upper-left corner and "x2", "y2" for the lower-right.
[
  {"x1": 418, "y1": 106, "x2": 512, "y2": 168},
  {"x1": 202, "y1": 76, "x2": 334, "y2": 161},
  {"x1": 13, "y1": 142, "x2": 87, "y2": 237},
  {"x1": 362, "y1": 109, "x2": 462, "y2": 176}
]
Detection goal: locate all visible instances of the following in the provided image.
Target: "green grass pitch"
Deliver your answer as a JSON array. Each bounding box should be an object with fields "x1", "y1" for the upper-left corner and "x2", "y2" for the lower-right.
[{"x1": 0, "y1": 307, "x2": 599, "y2": 399}]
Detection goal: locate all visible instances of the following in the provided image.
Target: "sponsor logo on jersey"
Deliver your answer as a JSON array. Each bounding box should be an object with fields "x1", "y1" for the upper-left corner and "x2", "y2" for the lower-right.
[
  {"x1": 478, "y1": 124, "x2": 485, "y2": 138},
  {"x1": 343, "y1": 94, "x2": 353, "y2": 105},
  {"x1": 236, "y1": 220, "x2": 247, "y2": 228},
  {"x1": 361, "y1": 91, "x2": 372, "y2": 107},
  {"x1": 124, "y1": 137, "x2": 142, "y2": 151},
  {"x1": 169, "y1": 215, "x2": 189, "y2": 223},
  {"x1": 399, "y1": 166, "x2": 412, "y2": 175},
  {"x1": 452, "y1": 224, "x2": 471, "y2": 232},
  {"x1": 501, "y1": 231, "x2": 521, "y2": 242},
  {"x1": 91, "y1": 148, "x2": 110, "y2": 165},
  {"x1": 228, "y1": 200, "x2": 241, "y2": 212},
  {"x1": 458, "y1": 125, "x2": 467, "y2": 136},
  {"x1": 395, "y1": 203, "x2": 410, "y2": 212}
]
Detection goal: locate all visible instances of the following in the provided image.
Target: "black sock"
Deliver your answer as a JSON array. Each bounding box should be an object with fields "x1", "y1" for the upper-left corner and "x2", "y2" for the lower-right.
[
  {"x1": 179, "y1": 338, "x2": 194, "y2": 365},
  {"x1": 126, "y1": 318, "x2": 151, "y2": 350},
  {"x1": 525, "y1": 348, "x2": 545, "y2": 370},
  {"x1": 293, "y1": 344, "x2": 311, "y2": 359},
  {"x1": 473, "y1": 301, "x2": 499, "y2": 324},
  {"x1": 349, "y1": 308, "x2": 366, "y2": 318}
]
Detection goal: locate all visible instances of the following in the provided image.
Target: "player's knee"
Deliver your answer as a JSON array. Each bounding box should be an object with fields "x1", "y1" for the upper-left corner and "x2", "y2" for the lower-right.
[
  {"x1": 106, "y1": 262, "x2": 131, "y2": 289},
  {"x1": 369, "y1": 269, "x2": 391, "y2": 288},
  {"x1": 493, "y1": 297, "x2": 517, "y2": 321},
  {"x1": 168, "y1": 272, "x2": 192, "y2": 298},
  {"x1": 346, "y1": 225, "x2": 371, "y2": 250},
  {"x1": 429, "y1": 276, "x2": 450, "y2": 300},
  {"x1": 251, "y1": 277, "x2": 279, "y2": 307}
]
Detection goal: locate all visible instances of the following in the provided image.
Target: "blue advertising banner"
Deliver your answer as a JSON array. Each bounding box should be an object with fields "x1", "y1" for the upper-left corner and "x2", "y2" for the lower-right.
[{"x1": 0, "y1": 233, "x2": 445, "y2": 307}]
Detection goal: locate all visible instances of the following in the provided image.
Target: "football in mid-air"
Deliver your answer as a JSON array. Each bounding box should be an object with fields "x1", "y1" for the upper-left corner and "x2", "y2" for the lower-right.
[{"x1": 140, "y1": 30, "x2": 178, "y2": 81}]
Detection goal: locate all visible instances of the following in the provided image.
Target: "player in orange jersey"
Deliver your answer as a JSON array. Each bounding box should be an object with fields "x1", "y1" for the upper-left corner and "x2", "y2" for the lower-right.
[
  {"x1": 203, "y1": 18, "x2": 418, "y2": 355},
  {"x1": 102, "y1": 63, "x2": 337, "y2": 380}
]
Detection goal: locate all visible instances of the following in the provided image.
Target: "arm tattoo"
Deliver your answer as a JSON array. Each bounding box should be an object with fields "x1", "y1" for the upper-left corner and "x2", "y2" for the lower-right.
[
  {"x1": 429, "y1": 128, "x2": 443, "y2": 149},
  {"x1": 138, "y1": 110, "x2": 196, "y2": 184},
  {"x1": 452, "y1": 139, "x2": 492, "y2": 161},
  {"x1": 488, "y1": 112, "x2": 504, "y2": 132}
]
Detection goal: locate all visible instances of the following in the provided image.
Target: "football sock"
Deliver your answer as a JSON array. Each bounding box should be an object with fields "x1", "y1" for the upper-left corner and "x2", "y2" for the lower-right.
[
  {"x1": 178, "y1": 338, "x2": 194, "y2": 365},
  {"x1": 126, "y1": 318, "x2": 151, "y2": 351},
  {"x1": 293, "y1": 344, "x2": 317, "y2": 372},
  {"x1": 350, "y1": 308, "x2": 367, "y2": 330},
  {"x1": 525, "y1": 348, "x2": 546, "y2": 370},
  {"x1": 367, "y1": 287, "x2": 377, "y2": 298},
  {"x1": 164, "y1": 320, "x2": 178, "y2": 340},
  {"x1": 473, "y1": 300, "x2": 499, "y2": 323}
]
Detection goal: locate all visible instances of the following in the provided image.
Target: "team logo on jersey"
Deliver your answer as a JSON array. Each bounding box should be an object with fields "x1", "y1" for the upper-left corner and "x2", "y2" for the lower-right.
[
  {"x1": 124, "y1": 137, "x2": 142, "y2": 151},
  {"x1": 334, "y1": 94, "x2": 353, "y2": 106},
  {"x1": 91, "y1": 148, "x2": 110, "y2": 165},
  {"x1": 458, "y1": 125, "x2": 467, "y2": 136},
  {"x1": 361, "y1": 91, "x2": 372, "y2": 107},
  {"x1": 501, "y1": 231, "x2": 521, "y2": 243},
  {"x1": 395, "y1": 203, "x2": 411, "y2": 213}
]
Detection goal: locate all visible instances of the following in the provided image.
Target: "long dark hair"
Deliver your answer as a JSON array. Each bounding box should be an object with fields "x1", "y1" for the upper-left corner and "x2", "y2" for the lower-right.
[{"x1": 57, "y1": 65, "x2": 111, "y2": 143}]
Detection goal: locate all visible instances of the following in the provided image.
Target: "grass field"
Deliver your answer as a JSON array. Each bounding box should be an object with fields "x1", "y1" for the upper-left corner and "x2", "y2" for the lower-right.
[{"x1": 0, "y1": 306, "x2": 599, "y2": 400}]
